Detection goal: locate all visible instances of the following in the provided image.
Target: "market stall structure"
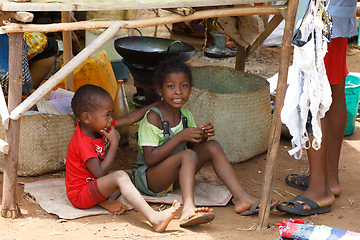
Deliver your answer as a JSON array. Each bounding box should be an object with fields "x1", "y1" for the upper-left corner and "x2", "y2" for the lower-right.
[{"x1": 0, "y1": 0, "x2": 299, "y2": 228}]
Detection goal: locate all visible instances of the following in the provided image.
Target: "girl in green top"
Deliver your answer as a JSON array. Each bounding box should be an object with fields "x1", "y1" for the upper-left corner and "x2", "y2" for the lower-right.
[{"x1": 133, "y1": 57, "x2": 277, "y2": 227}]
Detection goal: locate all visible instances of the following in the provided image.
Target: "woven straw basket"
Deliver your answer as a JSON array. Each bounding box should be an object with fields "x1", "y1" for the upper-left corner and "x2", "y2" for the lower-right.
[
  {"x1": 0, "y1": 113, "x2": 77, "y2": 176},
  {"x1": 184, "y1": 66, "x2": 271, "y2": 164}
]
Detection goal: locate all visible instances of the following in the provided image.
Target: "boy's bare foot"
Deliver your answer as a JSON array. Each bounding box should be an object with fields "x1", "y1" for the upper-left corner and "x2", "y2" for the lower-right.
[
  {"x1": 150, "y1": 200, "x2": 181, "y2": 233},
  {"x1": 99, "y1": 199, "x2": 128, "y2": 215}
]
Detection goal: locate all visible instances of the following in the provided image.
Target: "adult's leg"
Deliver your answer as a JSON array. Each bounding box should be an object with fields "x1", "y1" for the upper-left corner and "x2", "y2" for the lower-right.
[
  {"x1": 29, "y1": 55, "x2": 58, "y2": 89},
  {"x1": 97, "y1": 170, "x2": 180, "y2": 233},
  {"x1": 326, "y1": 79, "x2": 346, "y2": 196},
  {"x1": 302, "y1": 117, "x2": 335, "y2": 209},
  {"x1": 192, "y1": 140, "x2": 259, "y2": 213}
]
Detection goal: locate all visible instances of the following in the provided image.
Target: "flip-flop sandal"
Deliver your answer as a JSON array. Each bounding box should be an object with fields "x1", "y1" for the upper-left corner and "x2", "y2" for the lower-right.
[
  {"x1": 285, "y1": 174, "x2": 309, "y2": 191},
  {"x1": 276, "y1": 195, "x2": 331, "y2": 216},
  {"x1": 239, "y1": 200, "x2": 279, "y2": 216},
  {"x1": 179, "y1": 211, "x2": 215, "y2": 227},
  {"x1": 285, "y1": 174, "x2": 340, "y2": 198}
]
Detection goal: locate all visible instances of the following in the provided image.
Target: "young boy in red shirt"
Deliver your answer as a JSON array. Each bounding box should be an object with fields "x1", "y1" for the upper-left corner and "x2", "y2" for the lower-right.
[{"x1": 65, "y1": 84, "x2": 180, "y2": 232}]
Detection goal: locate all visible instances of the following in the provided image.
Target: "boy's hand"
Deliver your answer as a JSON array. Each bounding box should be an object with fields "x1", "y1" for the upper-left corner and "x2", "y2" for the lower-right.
[
  {"x1": 180, "y1": 127, "x2": 204, "y2": 142},
  {"x1": 199, "y1": 123, "x2": 215, "y2": 138},
  {"x1": 100, "y1": 126, "x2": 120, "y2": 145}
]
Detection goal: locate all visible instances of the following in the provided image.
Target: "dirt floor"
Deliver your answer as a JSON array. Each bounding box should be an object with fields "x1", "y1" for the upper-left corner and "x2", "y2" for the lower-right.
[{"x1": 1, "y1": 34, "x2": 360, "y2": 240}]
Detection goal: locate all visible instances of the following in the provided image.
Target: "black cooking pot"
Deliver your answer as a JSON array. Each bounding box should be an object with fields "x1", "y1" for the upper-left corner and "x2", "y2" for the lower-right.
[{"x1": 114, "y1": 36, "x2": 195, "y2": 67}]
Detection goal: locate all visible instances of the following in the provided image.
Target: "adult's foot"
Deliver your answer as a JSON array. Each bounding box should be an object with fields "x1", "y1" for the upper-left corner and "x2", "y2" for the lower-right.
[
  {"x1": 150, "y1": 200, "x2": 181, "y2": 233},
  {"x1": 277, "y1": 189, "x2": 335, "y2": 215},
  {"x1": 286, "y1": 174, "x2": 342, "y2": 197}
]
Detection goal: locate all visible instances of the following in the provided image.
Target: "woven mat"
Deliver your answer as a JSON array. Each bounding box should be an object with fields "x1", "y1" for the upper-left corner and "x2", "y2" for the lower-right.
[
  {"x1": 24, "y1": 168, "x2": 232, "y2": 219},
  {"x1": 24, "y1": 178, "x2": 132, "y2": 220}
]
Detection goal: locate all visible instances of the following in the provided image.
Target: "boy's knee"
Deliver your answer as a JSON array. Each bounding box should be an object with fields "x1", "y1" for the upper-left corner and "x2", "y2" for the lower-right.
[{"x1": 113, "y1": 170, "x2": 130, "y2": 181}]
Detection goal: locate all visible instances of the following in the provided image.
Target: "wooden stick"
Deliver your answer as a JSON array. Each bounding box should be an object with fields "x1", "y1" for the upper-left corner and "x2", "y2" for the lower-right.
[
  {"x1": 257, "y1": 0, "x2": 299, "y2": 229},
  {"x1": 0, "y1": 86, "x2": 9, "y2": 130},
  {"x1": 1, "y1": 32, "x2": 23, "y2": 219},
  {"x1": 0, "y1": 5, "x2": 284, "y2": 34},
  {"x1": 0, "y1": 1, "x2": 283, "y2": 12},
  {"x1": 246, "y1": 14, "x2": 284, "y2": 59},
  {"x1": 61, "y1": 11, "x2": 74, "y2": 91},
  {"x1": 0, "y1": 139, "x2": 9, "y2": 154},
  {"x1": 0, "y1": 11, "x2": 33, "y2": 23},
  {"x1": 9, "y1": 21, "x2": 128, "y2": 121}
]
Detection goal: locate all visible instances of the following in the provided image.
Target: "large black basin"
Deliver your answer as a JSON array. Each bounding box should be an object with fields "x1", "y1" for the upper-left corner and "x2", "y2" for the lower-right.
[{"x1": 114, "y1": 36, "x2": 195, "y2": 67}]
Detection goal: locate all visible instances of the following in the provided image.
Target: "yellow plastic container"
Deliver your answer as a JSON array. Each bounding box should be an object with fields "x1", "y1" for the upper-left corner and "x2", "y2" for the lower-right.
[{"x1": 55, "y1": 50, "x2": 117, "y2": 99}]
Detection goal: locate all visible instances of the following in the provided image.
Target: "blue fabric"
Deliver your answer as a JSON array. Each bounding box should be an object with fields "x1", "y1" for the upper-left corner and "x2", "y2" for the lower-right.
[
  {"x1": 298, "y1": 0, "x2": 358, "y2": 39},
  {"x1": 0, "y1": 34, "x2": 32, "y2": 96},
  {"x1": 327, "y1": 0, "x2": 358, "y2": 38}
]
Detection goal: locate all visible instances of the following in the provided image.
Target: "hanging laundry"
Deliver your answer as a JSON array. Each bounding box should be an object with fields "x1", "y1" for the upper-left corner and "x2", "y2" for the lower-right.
[{"x1": 281, "y1": 0, "x2": 333, "y2": 159}]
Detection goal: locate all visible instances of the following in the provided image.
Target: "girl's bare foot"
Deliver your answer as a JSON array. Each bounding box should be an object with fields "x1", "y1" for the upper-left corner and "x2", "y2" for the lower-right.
[
  {"x1": 232, "y1": 195, "x2": 259, "y2": 214},
  {"x1": 180, "y1": 207, "x2": 214, "y2": 223},
  {"x1": 179, "y1": 207, "x2": 215, "y2": 227},
  {"x1": 150, "y1": 200, "x2": 181, "y2": 233},
  {"x1": 99, "y1": 199, "x2": 128, "y2": 215}
]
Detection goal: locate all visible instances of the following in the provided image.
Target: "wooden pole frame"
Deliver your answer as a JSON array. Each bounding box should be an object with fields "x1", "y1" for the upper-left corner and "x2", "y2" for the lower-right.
[
  {"x1": 258, "y1": 0, "x2": 299, "y2": 228},
  {"x1": 1, "y1": 3, "x2": 299, "y2": 223},
  {"x1": 0, "y1": 5, "x2": 285, "y2": 34}
]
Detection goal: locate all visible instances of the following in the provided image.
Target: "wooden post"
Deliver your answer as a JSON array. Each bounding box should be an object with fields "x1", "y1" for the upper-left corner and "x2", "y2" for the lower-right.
[
  {"x1": 0, "y1": 86, "x2": 10, "y2": 130},
  {"x1": 235, "y1": 45, "x2": 246, "y2": 71},
  {"x1": 62, "y1": 11, "x2": 74, "y2": 91},
  {"x1": 257, "y1": 0, "x2": 299, "y2": 228},
  {"x1": 1, "y1": 32, "x2": 23, "y2": 218}
]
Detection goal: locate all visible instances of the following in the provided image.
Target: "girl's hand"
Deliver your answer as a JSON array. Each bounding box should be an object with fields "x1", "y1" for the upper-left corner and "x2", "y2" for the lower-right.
[
  {"x1": 199, "y1": 123, "x2": 215, "y2": 138},
  {"x1": 180, "y1": 127, "x2": 204, "y2": 142},
  {"x1": 100, "y1": 125, "x2": 120, "y2": 146}
]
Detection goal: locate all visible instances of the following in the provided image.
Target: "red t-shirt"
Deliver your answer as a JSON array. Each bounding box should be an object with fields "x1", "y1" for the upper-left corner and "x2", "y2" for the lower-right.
[{"x1": 65, "y1": 120, "x2": 115, "y2": 201}]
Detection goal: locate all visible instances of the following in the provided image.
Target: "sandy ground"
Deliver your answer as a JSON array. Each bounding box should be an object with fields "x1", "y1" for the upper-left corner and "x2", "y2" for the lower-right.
[{"x1": 1, "y1": 36, "x2": 360, "y2": 240}]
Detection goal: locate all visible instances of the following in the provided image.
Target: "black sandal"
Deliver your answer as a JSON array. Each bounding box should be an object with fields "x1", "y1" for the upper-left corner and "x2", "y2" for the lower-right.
[
  {"x1": 285, "y1": 174, "x2": 309, "y2": 191},
  {"x1": 276, "y1": 195, "x2": 331, "y2": 216},
  {"x1": 285, "y1": 174, "x2": 340, "y2": 198}
]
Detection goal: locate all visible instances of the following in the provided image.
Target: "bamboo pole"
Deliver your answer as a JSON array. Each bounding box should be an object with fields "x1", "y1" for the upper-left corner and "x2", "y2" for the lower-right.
[
  {"x1": 257, "y1": 0, "x2": 299, "y2": 228},
  {"x1": 1, "y1": 32, "x2": 23, "y2": 218},
  {"x1": 61, "y1": 11, "x2": 74, "y2": 91},
  {"x1": 9, "y1": 21, "x2": 127, "y2": 121},
  {"x1": 0, "y1": 86, "x2": 9, "y2": 130},
  {"x1": 0, "y1": 5, "x2": 285, "y2": 34}
]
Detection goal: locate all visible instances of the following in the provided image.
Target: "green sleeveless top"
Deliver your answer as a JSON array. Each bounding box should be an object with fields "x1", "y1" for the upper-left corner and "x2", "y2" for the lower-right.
[{"x1": 131, "y1": 107, "x2": 195, "y2": 196}]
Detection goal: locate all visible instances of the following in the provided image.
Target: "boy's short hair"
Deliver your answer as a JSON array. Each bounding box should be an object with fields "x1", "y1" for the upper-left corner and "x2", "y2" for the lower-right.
[
  {"x1": 71, "y1": 84, "x2": 111, "y2": 118},
  {"x1": 153, "y1": 56, "x2": 192, "y2": 88}
]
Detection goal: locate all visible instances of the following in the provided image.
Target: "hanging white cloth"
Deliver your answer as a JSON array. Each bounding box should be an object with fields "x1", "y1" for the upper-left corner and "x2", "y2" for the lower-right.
[{"x1": 281, "y1": 0, "x2": 332, "y2": 159}]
